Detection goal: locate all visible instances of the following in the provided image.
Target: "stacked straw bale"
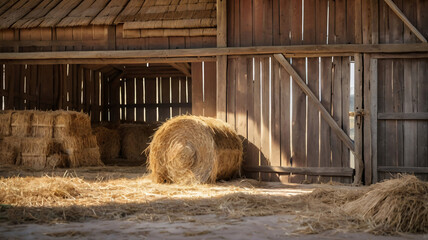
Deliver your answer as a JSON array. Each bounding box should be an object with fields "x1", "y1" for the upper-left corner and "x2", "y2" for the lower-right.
[
  {"x1": 148, "y1": 115, "x2": 243, "y2": 184},
  {"x1": 119, "y1": 123, "x2": 158, "y2": 163},
  {"x1": 93, "y1": 126, "x2": 120, "y2": 162},
  {"x1": 0, "y1": 110, "x2": 102, "y2": 169}
]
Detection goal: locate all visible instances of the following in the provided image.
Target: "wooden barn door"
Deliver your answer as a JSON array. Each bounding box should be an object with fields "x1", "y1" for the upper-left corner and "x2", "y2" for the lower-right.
[
  {"x1": 369, "y1": 57, "x2": 428, "y2": 183},
  {"x1": 229, "y1": 54, "x2": 363, "y2": 184}
]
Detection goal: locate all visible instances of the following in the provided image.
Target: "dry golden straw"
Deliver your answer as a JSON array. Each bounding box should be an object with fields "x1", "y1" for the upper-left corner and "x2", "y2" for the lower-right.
[
  {"x1": 0, "y1": 169, "x2": 426, "y2": 236},
  {"x1": 119, "y1": 123, "x2": 158, "y2": 163},
  {"x1": 148, "y1": 115, "x2": 243, "y2": 184},
  {"x1": 93, "y1": 126, "x2": 120, "y2": 162}
]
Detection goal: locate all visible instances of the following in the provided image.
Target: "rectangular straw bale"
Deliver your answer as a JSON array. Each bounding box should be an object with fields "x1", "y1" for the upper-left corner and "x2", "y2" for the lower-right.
[
  {"x1": 31, "y1": 111, "x2": 55, "y2": 138},
  {"x1": 11, "y1": 111, "x2": 32, "y2": 137},
  {"x1": 0, "y1": 137, "x2": 20, "y2": 165},
  {"x1": 70, "y1": 147, "x2": 102, "y2": 167},
  {"x1": 0, "y1": 110, "x2": 13, "y2": 136},
  {"x1": 0, "y1": 137, "x2": 19, "y2": 164},
  {"x1": 54, "y1": 111, "x2": 91, "y2": 138},
  {"x1": 20, "y1": 154, "x2": 47, "y2": 170},
  {"x1": 20, "y1": 137, "x2": 54, "y2": 155}
]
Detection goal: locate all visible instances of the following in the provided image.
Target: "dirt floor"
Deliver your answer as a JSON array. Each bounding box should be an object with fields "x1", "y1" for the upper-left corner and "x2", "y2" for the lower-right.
[{"x1": 0, "y1": 165, "x2": 426, "y2": 240}]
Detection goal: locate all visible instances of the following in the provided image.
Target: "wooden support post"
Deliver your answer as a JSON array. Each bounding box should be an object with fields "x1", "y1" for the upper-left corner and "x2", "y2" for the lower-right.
[
  {"x1": 216, "y1": 0, "x2": 227, "y2": 121},
  {"x1": 353, "y1": 54, "x2": 364, "y2": 185},
  {"x1": 370, "y1": 58, "x2": 378, "y2": 183},
  {"x1": 383, "y1": 0, "x2": 427, "y2": 43},
  {"x1": 274, "y1": 54, "x2": 355, "y2": 153}
]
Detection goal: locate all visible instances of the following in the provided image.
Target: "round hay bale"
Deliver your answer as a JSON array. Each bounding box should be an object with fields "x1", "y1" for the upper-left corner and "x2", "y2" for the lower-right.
[
  {"x1": 343, "y1": 175, "x2": 428, "y2": 233},
  {"x1": 93, "y1": 126, "x2": 120, "y2": 162},
  {"x1": 148, "y1": 115, "x2": 243, "y2": 184},
  {"x1": 119, "y1": 123, "x2": 158, "y2": 163}
]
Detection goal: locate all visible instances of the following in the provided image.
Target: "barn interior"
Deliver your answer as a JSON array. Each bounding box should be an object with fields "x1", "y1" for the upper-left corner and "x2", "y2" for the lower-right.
[{"x1": 0, "y1": 0, "x2": 427, "y2": 238}]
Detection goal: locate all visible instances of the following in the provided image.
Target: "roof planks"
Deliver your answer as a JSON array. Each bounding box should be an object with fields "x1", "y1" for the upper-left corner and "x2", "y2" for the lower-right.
[{"x1": 0, "y1": 0, "x2": 216, "y2": 35}]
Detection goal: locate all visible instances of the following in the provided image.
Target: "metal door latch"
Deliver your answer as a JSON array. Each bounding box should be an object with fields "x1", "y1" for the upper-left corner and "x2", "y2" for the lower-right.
[{"x1": 349, "y1": 110, "x2": 365, "y2": 128}]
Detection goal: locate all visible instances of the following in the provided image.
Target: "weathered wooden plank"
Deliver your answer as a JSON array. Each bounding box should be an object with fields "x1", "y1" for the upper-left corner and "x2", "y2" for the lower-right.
[
  {"x1": 330, "y1": 57, "x2": 343, "y2": 182},
  {"x1": 217, "y1": 0, "x2": 227, "y2": 47},
  {"x1": 135, "y1": 77, "x2": 143, "y2": 121},
  {"x1": 260, "y1": 57, "x2": 271, "y2": 181},
  {"x1": 363, "y1": 54, "x2": 372, "y2": 184},
  {"x1": 216, "y1": 55, "x2": 227, "y2": 121},
  {"x1": 370, "y1": 58, "x2": 379, "y2": 183},
  {"x1": 279, "y1": 56, "x2": 291, "y2": 183},
  {"x1": 246, "y1": 57, "x2": 257, "y2": 179},
  {"x1": 353, "y1": 54, "x2": 364, "y2": 185},
  {"x1": 279, "y1": 0, "x2": 291, "y2": 46},
  {"x1": 377, "y1": 166, "x2": 428, "y2": 173},
  {"x1": 2, "y1": 44, "x2": 428, "y2": 60},
  {"x1": 271, "y1": 58, "x2": 281, "y2": 172},
  {"x1": 171, "y1": 77, "x2": 180, "y2": 117},
  {"x1": 126, "y1": 77, "x2": 135, "y2": 122},
  {"x1": 319, "y1": 57, "x2": 332, "y2": 183},
  {"x1": 235, "y1": 57, "x2": 247, "y2": 138},
  {"x1": 341, "y1": 57, "x2": 351, "y2": 183},
  {"x1": 253, "y1": 57, "x2": 262, "y2": 180},
  {"x1": 378, "y1": 112, "x2": 428, "y2": 120},
  {"x1": 307, "y1": 57, "x2": 320, "y2": 183},
  {"x1": 203, "y1": 61, "x2": 216, "y2": 117},
  {"x1": 226, "y1": 58, "x2": 236, "y2": 128},
  {"x1": 244, "y1": 166, "x2": 354, "y2": 177},
  {"x1": 144, "y1": 78, "x2": 157, "y2": 123},
  {"x1": 191, "y1": 62, "x2": 203, "y2": 116},
  {"x1": 290, "y1": 58, "x2": 306, "y2": 183}
]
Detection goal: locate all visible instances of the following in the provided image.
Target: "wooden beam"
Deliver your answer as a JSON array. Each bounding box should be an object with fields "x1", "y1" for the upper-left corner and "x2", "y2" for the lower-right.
[
  {"x1": 1, "y1": 44, "x2": 427, "y2": 60},
  {"x1": 378, "y1": 112, "x2": 428, "y2": 120},
  {"x1": 169, "y1": 63, "x2": 191, "y2": 77},
  {"x1": 216, "y1": 0, "x2": 227, "y2": 122},
  {"x1": 370, "y1": 58, "x2": 378, "y2": 183},
  {"x1": 1, "y1": 57, "x2": 216, "y2": 65},
  {"x1": 371, "y1": 53, "x2": 428, "y2": 59},
  {"x1": 377, "y1": 166, "x2": 428, "y2": 174},
  {"x1": 274, "y1": 54, "x2": 355, "y2": 153},
  {"x1": 383, "y1": 0, "x2": 427, "y2": 43},
  {"x1": 244, "y1": 166, "x2": 354, "y2": 177}
]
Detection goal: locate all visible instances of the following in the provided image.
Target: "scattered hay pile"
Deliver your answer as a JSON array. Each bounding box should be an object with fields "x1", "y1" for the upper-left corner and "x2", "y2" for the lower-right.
[
  {"x1": 148, "y1": 115, "x2": 243, "y2": 184},
  {"x1": 343, "y1": 175, "x2": 428, "y2": 233},
  {"x1": 0, "y1": 171, "x2": 426, "y2": 236},
  {"x1": 93, "y1": 126, "x2": 120, "y2": 162},
  {"x1": 0, "y1": 110, "x2": 102, "y2": 169},
  {"x1": 119, "y1": 123, "x2": 158, "y2": 163}
]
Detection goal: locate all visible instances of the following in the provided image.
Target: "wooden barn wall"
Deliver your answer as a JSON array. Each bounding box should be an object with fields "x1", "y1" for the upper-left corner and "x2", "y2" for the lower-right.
[
  {"x1": 109, "y1": 76, "x2": 192, "y2": 123},
  {"x1": 191, "y1": 62, "x2": 217, "y2": 118},
  {"x1": 227, "y1": 0, "x2": 358, "y2": 183},
  {"x1": 0, "y1": 25, "x2": 216, "y2": 52},
  {"x1": 373, "y1": 0, "x2": 428, "y2": 181},
  {"x1": 0, "y1": 64, "x2": 105, "y2": 122}
]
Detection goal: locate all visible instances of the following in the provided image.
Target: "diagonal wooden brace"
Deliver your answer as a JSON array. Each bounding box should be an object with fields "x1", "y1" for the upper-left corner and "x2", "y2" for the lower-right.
[
  {"x1": 274, "y1": 54, "x2": 355, "y2": 153},
  {"x1": 384, "y1": 0, "x2": 427, "y2": 43}
]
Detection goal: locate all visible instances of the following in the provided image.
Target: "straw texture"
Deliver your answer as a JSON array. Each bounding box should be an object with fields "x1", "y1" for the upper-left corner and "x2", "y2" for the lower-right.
[{"x1": 148, "y1": 115, "x2": 243, "y2": 184}]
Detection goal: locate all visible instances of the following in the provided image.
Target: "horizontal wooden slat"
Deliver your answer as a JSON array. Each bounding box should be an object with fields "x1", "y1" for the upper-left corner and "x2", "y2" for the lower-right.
[
  {"x1": 378, "y1": 112, "x2": 428, "y2": 120},
  {"x1": 2, "y1": 57, "x2": 216, "y2": 65},
  {"x1": 244, "y1": 166, "x2": 354, "y2": 177},
  {"x1": 0, "y1": 44, "x2": 427, "y2": 60},
  {"x1": 378, "y1": 166, "x2": 428, "y2": 174}
]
